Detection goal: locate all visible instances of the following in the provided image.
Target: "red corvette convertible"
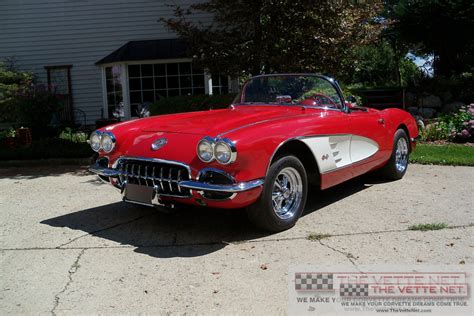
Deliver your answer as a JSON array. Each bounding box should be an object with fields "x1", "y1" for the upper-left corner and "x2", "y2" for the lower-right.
[{"x1": 89, "y1": 74, "x2": 418, "y2": 231}]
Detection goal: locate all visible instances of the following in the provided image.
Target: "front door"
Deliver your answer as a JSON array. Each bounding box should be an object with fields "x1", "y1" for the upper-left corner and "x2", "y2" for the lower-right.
[{"x1": 349, "y1": 108, "x2": 390, "y2": 177}]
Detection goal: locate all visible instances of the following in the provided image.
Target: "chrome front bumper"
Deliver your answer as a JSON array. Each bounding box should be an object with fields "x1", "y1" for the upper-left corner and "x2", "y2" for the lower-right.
[
  {"x1": 179, "y1": 179, "x2": 264, "y2": 193},
  {"x1": 88, "y1": 163, "x2": 264, "y2": 193},
  {"x1": 89, "y1": 164, "x2": 121, "y2": 177}
]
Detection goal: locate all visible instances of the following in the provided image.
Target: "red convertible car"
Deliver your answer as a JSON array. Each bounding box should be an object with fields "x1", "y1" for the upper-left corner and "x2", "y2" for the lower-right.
[{"x1": 89, "y1": 74, "x2": 418, "y2": 231}]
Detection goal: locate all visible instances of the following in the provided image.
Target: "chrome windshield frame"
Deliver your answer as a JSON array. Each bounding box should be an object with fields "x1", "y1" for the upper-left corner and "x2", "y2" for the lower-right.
[{"x1": 234, "y1": 73, "x2": 348, "y2": 113}]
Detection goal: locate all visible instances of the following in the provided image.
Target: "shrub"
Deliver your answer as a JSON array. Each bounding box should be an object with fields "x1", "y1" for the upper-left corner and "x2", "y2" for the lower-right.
[
  {"x1": 150, "y1": 94, "x2": 236, "y2": 116},
  {"x1": 14, "y1": 83, "x2": 62, "y2": 139},
  {"x1": 0, "y1": 138, "x2": 92, "y2": 161},
  {"x1": 0, "y1": 62, "x2": 34, "y2": 123},
  {"x1": 420, "y1": 105, "x2": 474, "y2": 142}
]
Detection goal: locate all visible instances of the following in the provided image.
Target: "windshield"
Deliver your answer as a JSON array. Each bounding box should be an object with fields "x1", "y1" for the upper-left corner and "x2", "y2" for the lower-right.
[{"x1": 238, "y1": 75, "x2": 343, "y2": 109}]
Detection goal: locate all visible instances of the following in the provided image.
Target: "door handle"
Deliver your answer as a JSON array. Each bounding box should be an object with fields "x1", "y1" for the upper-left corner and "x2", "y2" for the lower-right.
[{"x1": 378, "y1": 118, "x2": 385, "y2": 124}]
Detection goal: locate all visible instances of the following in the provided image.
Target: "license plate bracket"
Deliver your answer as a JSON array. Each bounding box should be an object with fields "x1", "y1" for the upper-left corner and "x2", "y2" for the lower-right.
[{"x1": 124, "y1": 183, "x2": 154, "y2": 205}]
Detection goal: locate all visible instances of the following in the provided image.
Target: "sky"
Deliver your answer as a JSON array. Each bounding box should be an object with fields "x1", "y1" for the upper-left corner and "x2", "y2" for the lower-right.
[{"x1": 407, "y1": 53, "x2": 434, "y2": 77}]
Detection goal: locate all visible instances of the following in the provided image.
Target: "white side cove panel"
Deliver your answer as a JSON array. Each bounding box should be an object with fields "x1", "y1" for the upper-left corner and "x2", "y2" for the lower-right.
[
  {"x1": 301, "y1": 135, "x2": 379, "y2": 173},
  {"x1": 350, "y1": 135, "x2": 379, "y2": 163}
]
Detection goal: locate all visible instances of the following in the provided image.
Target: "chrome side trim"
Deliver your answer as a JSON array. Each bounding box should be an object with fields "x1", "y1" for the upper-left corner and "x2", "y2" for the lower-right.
[{"x1": 179, "y1": 179, "x2": 264, "y2": 193}]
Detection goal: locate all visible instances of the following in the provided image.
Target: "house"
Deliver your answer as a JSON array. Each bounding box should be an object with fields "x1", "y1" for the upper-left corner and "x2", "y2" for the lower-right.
[{"x1": 0, "y1": 0, "x2": 235, "y2": 127}]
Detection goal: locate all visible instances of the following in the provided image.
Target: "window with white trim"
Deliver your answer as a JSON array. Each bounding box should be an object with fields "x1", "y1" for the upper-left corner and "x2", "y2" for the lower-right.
[
  {"x1": 128, "y1": 62, "x2": 206, "y2": 115},
  {"x1": 212, "y1": 74, "x2": 229, "y2": 95},
  {"x1": 105, "y1": 65, "x2": 124, "y2": 118}
]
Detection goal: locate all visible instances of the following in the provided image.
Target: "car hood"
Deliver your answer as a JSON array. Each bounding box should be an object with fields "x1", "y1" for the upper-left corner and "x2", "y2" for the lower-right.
[{"x1": 132, "y1": 105, "x2": 308, "y2": 136}]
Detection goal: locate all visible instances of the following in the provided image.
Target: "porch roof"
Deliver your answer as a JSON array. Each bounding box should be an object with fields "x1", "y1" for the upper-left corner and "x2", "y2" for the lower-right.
[{"x1": 96, "y1": 38, "x2": 188, "y2": 65}]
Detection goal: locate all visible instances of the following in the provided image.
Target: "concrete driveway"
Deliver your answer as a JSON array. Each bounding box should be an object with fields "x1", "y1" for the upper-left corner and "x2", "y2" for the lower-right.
[{"x1": 0, "y1": 164, "x2": 473, "y2": 314}]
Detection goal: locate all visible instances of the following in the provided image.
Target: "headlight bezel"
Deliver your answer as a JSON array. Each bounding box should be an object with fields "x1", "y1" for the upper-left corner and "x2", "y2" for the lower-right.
[
  {"x1": 214, "y1": 138, "x2": 237, "y2": 165},
  {"x1": 89, "y1": 131, "x2": 116, "y2": 153},
  {"x1": 89, "y1": 131, "x2": 102, "y2": 152},
  {"x1": 197, "y1": 136, "x2": 216, "y2": 163},
  {"x1": 197, "y1": 136, "x2": 237, "y2": 165},
  {"x1": 100, "y1": 132, "x2": 116, "y2": 153}
]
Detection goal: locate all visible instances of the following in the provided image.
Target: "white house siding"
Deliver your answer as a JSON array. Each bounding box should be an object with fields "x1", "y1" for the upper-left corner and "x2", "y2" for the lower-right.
[{"x1": 0, "y1": 0, "x2": 211, "y2": 125}]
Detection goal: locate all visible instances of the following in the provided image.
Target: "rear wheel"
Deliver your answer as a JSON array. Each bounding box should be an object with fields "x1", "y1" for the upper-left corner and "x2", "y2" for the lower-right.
[
  {"x1": 247, "y1": 155, "x2": 307, "y2": 232},
  {"x1": 381, "y1": 129, "x2": 410, "y2": 180}
]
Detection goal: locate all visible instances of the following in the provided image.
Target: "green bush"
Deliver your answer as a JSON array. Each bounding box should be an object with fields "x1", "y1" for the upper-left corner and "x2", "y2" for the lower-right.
[
  {"x1": 420, "y1": 105, "x2": 474, "y2": 142},
  {"x1": 14, "y1": 84, "x2": 62, "y2": 139},
  {"x1": 150, "y1": 94, "x2": 237, "y2": 116},
  {"x1": 0, "y1": 63, "x2": 34, "y2": 123}
]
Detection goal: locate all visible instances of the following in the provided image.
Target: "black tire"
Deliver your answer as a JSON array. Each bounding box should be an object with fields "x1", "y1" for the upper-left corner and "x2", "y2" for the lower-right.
[
  {"x1": 381, "y1": 129, "x2": 410, "y2": 180},
  {"x1": 246, "y1": 155, "x2": 308, "y2": 232}
]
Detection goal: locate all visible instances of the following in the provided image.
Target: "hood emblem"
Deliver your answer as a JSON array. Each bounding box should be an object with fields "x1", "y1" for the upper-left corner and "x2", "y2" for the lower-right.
[{"x1": 151, "y1": 138, "x2": 167, "y2": 151}]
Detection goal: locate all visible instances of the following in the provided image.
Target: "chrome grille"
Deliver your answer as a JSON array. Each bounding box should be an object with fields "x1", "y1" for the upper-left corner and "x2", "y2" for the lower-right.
[{"x1": 117, "y1": 159, "x2": 191, "y2": 197}]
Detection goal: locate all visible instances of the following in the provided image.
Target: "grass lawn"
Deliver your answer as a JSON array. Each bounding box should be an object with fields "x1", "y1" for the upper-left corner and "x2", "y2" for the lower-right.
[{"x1": 410, "y1": 143, "x2": 474, "y2": 166}]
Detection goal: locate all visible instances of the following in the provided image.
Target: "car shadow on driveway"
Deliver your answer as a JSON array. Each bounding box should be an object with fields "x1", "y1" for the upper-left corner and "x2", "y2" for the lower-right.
[
  {"x1": 41, "y1": 173, "x2": 379, "y2": 258},
  {"x1": 0, "y1": 165, "x2": 91, "y2": 180}
]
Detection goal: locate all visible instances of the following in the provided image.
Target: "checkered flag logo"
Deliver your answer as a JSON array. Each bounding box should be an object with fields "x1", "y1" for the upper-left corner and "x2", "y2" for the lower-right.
[
  {"x1": 295, "y1": 273, "x2": 333, "y2": 290},
  {"x1": 339, "y1": 283, "x2": 369, "y2": 297}
]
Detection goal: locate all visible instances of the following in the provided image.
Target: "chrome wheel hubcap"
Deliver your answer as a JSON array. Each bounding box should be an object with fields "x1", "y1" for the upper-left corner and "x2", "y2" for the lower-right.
[
  {"x1": 395, "y1": 137, "x2": 409, "y2": 172},
  {"x1": 272, "y1": 167, "x2": 303, "y2": 219}
]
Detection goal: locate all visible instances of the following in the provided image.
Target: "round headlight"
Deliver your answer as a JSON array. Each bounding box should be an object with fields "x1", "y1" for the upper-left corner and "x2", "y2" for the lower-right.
[
  {"x1": 197, "y1": 137, "x2": 215, "y2": 162},
  {"x1": 214, "y1": 142, "x2": 232, "y2": 164},
  {"x1": 214, "y1": 139, "x2": 237, "y2": 165},
  {"x1": 100, "y1": 132, "x2": 116, "y2": 153},
  {"x1": 89, "y1": 132, "x2": 101, "y2": 152}
]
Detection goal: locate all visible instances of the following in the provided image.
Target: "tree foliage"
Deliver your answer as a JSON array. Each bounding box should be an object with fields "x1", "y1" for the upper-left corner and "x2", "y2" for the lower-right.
[
  {"x1": 349, "y1": 40, "x2": 421, "y2": 87},
  {"x1": 393, "y1": 0, "x2": 474, "y2": 76},
  {"x1": 163, "y1": 0, "x2": 383, "y2": 79},
  {"x1": 0, "y1": 62, "x2": 34, "y2": 123}
]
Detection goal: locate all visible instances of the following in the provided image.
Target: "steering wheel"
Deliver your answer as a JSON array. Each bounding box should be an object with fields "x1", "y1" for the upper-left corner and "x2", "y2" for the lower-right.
[{"x1": 300, "y1": 93, "x2": 338, "y2": 108}]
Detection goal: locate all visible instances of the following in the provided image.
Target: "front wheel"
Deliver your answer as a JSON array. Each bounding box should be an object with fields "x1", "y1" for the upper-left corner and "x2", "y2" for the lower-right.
[
  {"x1": 246, "y1": 155, "x2": 308, "y2": 232},
  {"x1": 380, "y1": 129, "x2": 410, "y2": 180}
]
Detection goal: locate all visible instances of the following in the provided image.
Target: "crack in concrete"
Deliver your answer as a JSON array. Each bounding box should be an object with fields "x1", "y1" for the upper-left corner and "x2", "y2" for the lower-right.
[
  {"x1": 1, "y1": 223, "x2": 472, "y2": 252},
  {"x1": 51, "y1": 249, "x2": 86, "y2": 316},
  {"x1": 56, "y1": 212, "x2": 157, "y2": 248},
  {"x1": 318, "y1": 239, "x2": 361, "y2": 271}
]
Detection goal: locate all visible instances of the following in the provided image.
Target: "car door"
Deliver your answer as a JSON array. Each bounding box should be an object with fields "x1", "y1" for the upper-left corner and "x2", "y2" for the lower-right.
[{"x1": 349, "y1": 108, "x2": 390, "y2": 177}]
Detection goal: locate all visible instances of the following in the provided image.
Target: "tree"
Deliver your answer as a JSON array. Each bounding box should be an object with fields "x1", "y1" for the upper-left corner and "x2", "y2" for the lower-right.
[
  {"x1": 393, "y1": 0, "x2": 474, "y2": 77},
  {"x1": 162, "y1": 0, "x2": 382, "y2": 79},
  {"x1": 0, "y1": 61, "x2": 34, "y2": 123},
  {"x1": 348, "y1": 39, "x2": 421, "y2": 87}
]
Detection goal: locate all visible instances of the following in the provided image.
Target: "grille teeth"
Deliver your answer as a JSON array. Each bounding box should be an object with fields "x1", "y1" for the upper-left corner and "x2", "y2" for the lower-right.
[{"x1": 118, "y1": 160, "x2": 191, "y2": 197}]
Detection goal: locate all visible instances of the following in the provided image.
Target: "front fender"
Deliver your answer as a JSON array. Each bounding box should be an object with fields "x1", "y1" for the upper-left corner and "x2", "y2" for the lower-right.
[{"x1": 381, "y1": 108, "x2": 419, "y2": 150}]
